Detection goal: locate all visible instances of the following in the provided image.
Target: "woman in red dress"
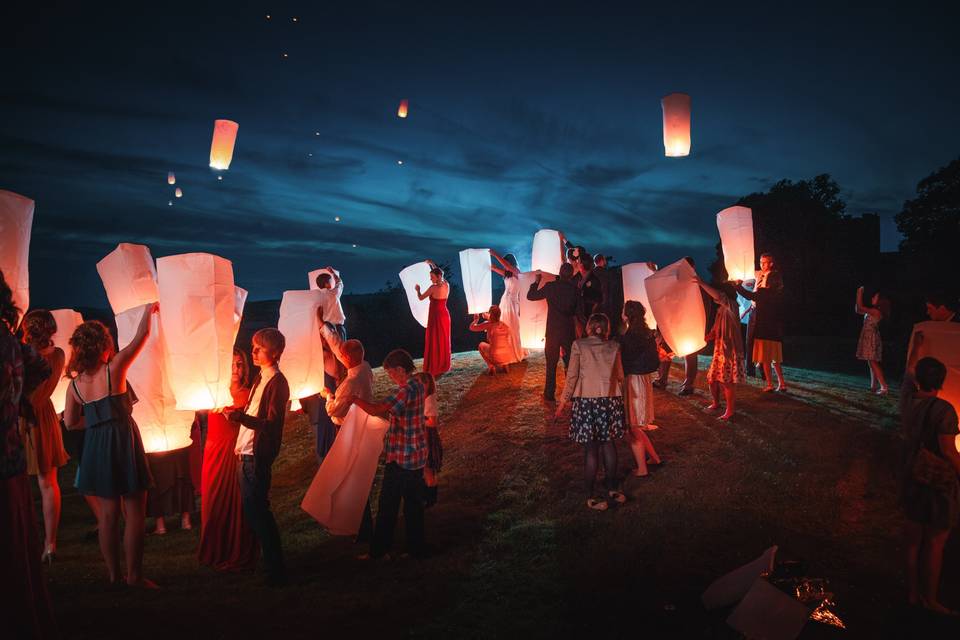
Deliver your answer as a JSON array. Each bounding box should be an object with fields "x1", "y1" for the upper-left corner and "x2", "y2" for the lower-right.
[
  {"x1": 416, "y1": 261, "x2": 451, "y2": 377},
  {"x1": 197, "y1": 347, "x2": 258, "y2": 570}
]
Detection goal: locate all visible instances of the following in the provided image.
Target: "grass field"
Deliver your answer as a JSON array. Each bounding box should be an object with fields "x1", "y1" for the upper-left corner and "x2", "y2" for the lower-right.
[{"x1": 40, "y1": 351, "x2": 960, "y2": 638}]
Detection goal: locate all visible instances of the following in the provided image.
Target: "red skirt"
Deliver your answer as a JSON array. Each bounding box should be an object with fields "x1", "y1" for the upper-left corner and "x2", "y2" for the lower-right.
[{"x1": 423, "y1": 297, "x2": 451, "y2": 377}]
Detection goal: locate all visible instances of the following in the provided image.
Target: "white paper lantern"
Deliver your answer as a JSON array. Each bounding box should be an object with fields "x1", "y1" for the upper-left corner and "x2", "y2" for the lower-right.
[
  {"x1": 661, "y1": 92, "x2": 691, "y2": 157},
  {"x1": 459, "y1": 248, "x2": 492, "y2": 314},
  {"x1": 209, "y1": 119, "x2": 239, "y2": 170},
  {"x1": 717, "y1": 206, "x2": 755, "y2": 282},
  {"x1": 621, "y1": 262, "x2": 658, "y2": 329},
  {"x1": 736, "y1": 272, "x2": 759, "y2": 325},
  {"x1": 907, "y1": 321, "x2": 960, "y2": 453},
  {"x1": 96, "y1": 243, "x2": 159, "y2": 315},
  {"x1": 277, "y1": 290, "x2": 326, "y2": 409},
  {"x1": 531, "y1": 229, "x2": 563, "y2": 276},
  {"x1": 301, "y1": 405, "x2": 390, "y2": 535},
  {"x1": 644, "y1": 259, "x2": 706, "y2": 357},
  {"x1": 157, "y1": 253, "x2": 240, "y2": 410},
  {"x1": 307, "y1": 267, "x2": 339, "y2": 290},
  {"x1": 517, "y1": 271, "x2": 556, "y2": 349},
  {"x1": 167, "y1": 172, "x2": 176, "y2": 185},
  {"x1": 49, "y1": 309, "x2": 83, "y2": 414},
  {"x1": 0, "y1": 189, "x2": 34, "y2": 328},
  {"x1": 399, "y1": 261, "x2": 433, "y2": 329}
]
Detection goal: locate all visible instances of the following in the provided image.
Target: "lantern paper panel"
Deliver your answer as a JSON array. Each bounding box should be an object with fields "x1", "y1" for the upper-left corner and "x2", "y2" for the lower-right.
[
  {"x1": 644, "y1": 259, "x2": 706, "y2": 357},
  {"x1": 49, "y1": 309, "x2": 83, "y2": 414},
  {"x1": 233, "y1": 286, "x2": 248, "y2": 334},
  {"x1": 96, "y1": 243, "x2": 159, "y2": 315},
  {"x1": 736, "y1": 271, "x2": 760, "y2": 325},
  {"x1": 399, "y1": 262, "x2": 433, "y2": 329},
  {"x1": 717, "y1": 206, "x2": 755, "y2": 282},
  {"x1": 116, "y1": 304, "x2": 194, "y2": 453},
  {"x1": 531, "y1": 229, "x2": 563, "y2": 276},
  {"x1": 661, "y1": 92, "x2": 691, "y2": 157},
  {"x1": 517, "y1": 271, "x2": 556, "y2": 350},
  {"x1": 459, "y1": 249, "x2": 492, "y2": 314},
  {"x1": 0, "y1": 189, "x2": 34, "y2": 328},
  {"x1": 209, "y1": 119, "x2": 239, "y2": 170},
  {"x1": 157, "y1": 253, "x2": 239, "y2": 410},
  {"x1": 277, "y1": 290, "x2": 326, "y2": 408},
  {"x1": 907, "y1": 321, "x2": 960, "y2": 453},
  {"x1": 621, "y1": 262, "x2": 658, "y2": 329},
  {"x1": 301, "y1": 405, "x2": 390, "y2": 535},
  {"x1": 307, "y1": 267, "x2": 339, "y2": 290},
  {"x1": 397, "y1": 99, "x2": 409, "y2": 118}
]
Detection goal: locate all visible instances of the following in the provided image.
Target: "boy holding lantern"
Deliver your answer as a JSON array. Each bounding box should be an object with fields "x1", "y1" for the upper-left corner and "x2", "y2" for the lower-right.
[{"x1": 229, "y1": 328, "x2": 290, "y2": 586}]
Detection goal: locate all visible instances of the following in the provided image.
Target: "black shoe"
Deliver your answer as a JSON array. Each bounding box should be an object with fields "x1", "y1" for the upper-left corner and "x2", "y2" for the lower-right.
[
  {"x1": 543, "y1": 394, "x2": 556, "y2": 403},
  {"x1": 424, "y1": 485, "x2": 438, "y2": 508},
  {"x1": 652, "y1": 380, "x2": 667, "y2": 389},
  {"x1": 678, "y1": 387, "x2": 694, "y2": 396}
]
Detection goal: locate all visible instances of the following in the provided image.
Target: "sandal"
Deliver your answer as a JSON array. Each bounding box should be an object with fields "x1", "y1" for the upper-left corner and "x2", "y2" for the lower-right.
[
  {"x1": 608, "y1": 490, "x2": 627, "y2": 504},
  {"x1": 586, "y1": 498, "x2": 609, "y2": 511}
]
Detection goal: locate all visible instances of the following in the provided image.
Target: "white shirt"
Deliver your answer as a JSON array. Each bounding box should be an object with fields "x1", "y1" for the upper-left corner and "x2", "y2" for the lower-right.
[
  {"x1": 325, "y1": 361, "x2": 375, "y2": 425},
  {"x1": 235, "y1": 365, "x2": 277, "y2": 455},
  {"x1": 319, "y1": 279, "x2": 346, "y2": 326}
]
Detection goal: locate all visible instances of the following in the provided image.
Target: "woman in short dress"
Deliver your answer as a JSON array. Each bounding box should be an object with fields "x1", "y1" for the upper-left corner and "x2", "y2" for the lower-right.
[
  {"x1": 855, "y1": 285, "x2": 890, "y2": 395},
  {"x1": 469, "y1": 305, "x2": 519, "y2": 373},
  {"x1": 489, "y1": 249, "x2": 527, "y2": 363},
  {"x1": 556, "y1": 313, "x2": 626, "y2": 510},
  {"x1": 698, "y1": 280, "x2": 745, "y2": 421},
  {"x1": 416, "y1": 261, "x2": 451, "y2": 378}
]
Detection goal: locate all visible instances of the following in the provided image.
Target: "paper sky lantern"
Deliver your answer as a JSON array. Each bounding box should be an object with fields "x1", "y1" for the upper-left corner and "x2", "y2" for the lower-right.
[
  {"x1": 175, "y1": 187, "x2": 183, "y2": 198},
  {"x1": 167, "y1": 172, "x2": 176, "y2": 185},
  {"x1": 301, "y1": 405, "x2": 389, "y2": 535},
  {"x1": 96, "y1": 243, "x2": 160, "y2": 315},
  {"x1": 621, "y1": 262, "x2": 657, "y2": 330},
  {"x1": 277, "y1": 290, "x2": 326, "y2": 410},
  {"x1": 209, "y1": 119, "x2": 239, "y2": 170},
  {"x1": 49, "y1": 309, "x2": 83, "y2": 414},
  {"x1": 399, "y1": 261, "x2": 433, "y2": 328},
  {"x1": 644, "y1": 259, "x2": 706, "y2": 357},
  {"x1": 459, "y1": 248, "x2": 492, "y2": 314},
  {"x1": 531, "y1": 229, "x2": 563, "y2": 276},
  {"x1": 397, "y1": 99, "x2": 409, "y2": 118},
  {"x1": 736, "y1": 271, "x2": 760, "y2": 325},
  {"x1": 0, "y1": 189, "x2": 34, "y2": 328},
  {"x1": 157, "y1": 253, "x2": 240, "y2": 410},
  {"x1": 307, "y1": 267, "x2": 339, "y2": 290},
  {"x1": 907, "y1": 321, "x2": 960, "y2": 452},
  {"x1": 661, "y1": 92, "x2": 691, "y2": 157},
  {"x1": 517, "y1": 271, "x2": 556, "y2": 350},
  {"x1": 717, "y1": 206, "x2": 755, "y2": 281}
]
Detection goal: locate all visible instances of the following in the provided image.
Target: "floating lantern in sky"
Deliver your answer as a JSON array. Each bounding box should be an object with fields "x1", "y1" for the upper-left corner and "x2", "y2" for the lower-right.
[
  {"x1": 96, "y1": 243, "x2": 159, "y2": 315},
  {"x1": 517, "y1": 271, "x2": 555, "y2": 349},
  {"x1": 0, "y1": 189, "x2": 33, "y2": 328},
  {"x1": 209, "y1": 119, "x2": 239, "y2": 170},
  {"x1": 621, "y1": 262, "x2": 658, "y2": 329},
  {"x1": 49, "y1": 309, "x2": 83, "y2": 414},
  {"x1": 334, "y1": 216, "x2": 341, "y2": 222},
  {"x1": 157, "y1": 253, "x2": 242, "y2": 410},
  {"x1": 278, "y1": 290, "x2": 326, "y2": 410},
  {"x1": 397, "y1": 99, "x2": 409, "y2": 118},
  {"x1": 167, "y1": 172, "x2": 176, "y2": 185},
  {"x1": 399, "y1": 262, "x2": 433, "y2": 328},
  {"x1": 906, "y1": 322, "x2": 960, "y2": 452},
  {"x1": 644, "y1": 259, "x2": 706, "y2": 357},
  {"x1": 661, "y1": 92, "x2": 691, "y2": 157},
  {"x1": 459, "y1": 249, "x2": 492, "y2": 314},
  {"x1": 175, "y1": 187, "x2": 183, "y2": 198},
  {"x1": 531, "y1": 229, "x2": 563, "y2": 276},
  {"x1": 716, "y1": 206, "x2": 755, "y2": 281}
]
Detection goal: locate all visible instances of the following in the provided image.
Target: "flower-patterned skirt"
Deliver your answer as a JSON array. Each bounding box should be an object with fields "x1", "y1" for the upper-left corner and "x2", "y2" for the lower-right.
[{"x1": 570, "y1": 397, "x2": 625, "y2": 444}]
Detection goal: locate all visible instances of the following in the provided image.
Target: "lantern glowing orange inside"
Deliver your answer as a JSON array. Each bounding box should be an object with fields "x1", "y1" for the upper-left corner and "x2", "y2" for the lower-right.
[
  {"x1": 175, "y1": 187, "x2": 183, "y2": 198},
  {"x1": 907, "y1": 322, "x2": 960, "y2": 453},
  {"x1": 397, "y1": 99, "x2": 409, "y2": 118},
  {"x1": 277, "y1": 290, "x2": 326, "y2": 409},
  {"x1": 621, "y1": 262, "x2": 657, "y2": 329},
  {"x1": 50, "y1": 309, "x2": 83, "y2": 414},
  {"x1": 531, "y1": 229, "x2": 563, "y2": 276},
  {"x1": 661, "y1": 92, "x2": 691, "y2": 157},
  {"x1": 399, "y1": 262, "x2": 432, "y2": 328},
  {"x1": 209, "y1": 119, "x2": 239, "y2": 170},
  {"x1": 716, "y1": 206, "x2": 755, "y2": 282},
  {"x1": 517, "y1": 271, "x2": 556, "y2": 349},
  {"x1": 157, "y1": 253, "x2": 241, "y2": 410},
  {"x1": 459, "y1": 248, "x2": 492, "y2": 314},
  {"x1": 167, "y1": 172, "x2": 176, "y2": 185},
  {"x1": 0, "y1": 189, "x2": 34, "y2": 328},
  {"x1": 644, "y1": 259, "x2": 706, "y2": 357}
]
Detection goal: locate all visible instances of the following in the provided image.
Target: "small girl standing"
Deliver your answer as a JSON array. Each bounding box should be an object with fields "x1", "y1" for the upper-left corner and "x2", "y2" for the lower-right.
[
  {"x1": 698, "y1": 280, "x2": 745, "y2": 421},
  {"x1": 415, "y1": 372, "x2": 442, "y2": 507},
  {"x1": 855, "y1": 286, "x2": 890, "y2": 395}
]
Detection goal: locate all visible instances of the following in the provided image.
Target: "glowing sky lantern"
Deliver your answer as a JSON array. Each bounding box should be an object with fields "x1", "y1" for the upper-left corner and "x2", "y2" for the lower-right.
[
  {"x1": 717, "y1": 206, "x2": 755, "y2": 281},
  {"x1": 531, "y1": 229, "x2": 563, "y2": 276},
  {"x1": 277, "y1": 290, "x2": 326, "y2": 410},
  {"x1": 397, "y1": 99, "x2": 409, "y2": 118},
  {"x1": 157, "y1": 253, "x2": 241, "y2": 410},
  {"x1": 644, "y1": 259, "x2": 706, "y2": 357},
  {"x1": 167, "y1": 172, "x2": 176, "y2": 185},
  {"x1": 175, "y1": 187, "x2": 183, "y2": 198},
  {"x1": 906, "y1": 322, "x2": 960, "y2": 452},
  {"x1": 621, "y1": 262, "x2": 658, "y2": 329},
  {"x1": 209, "y1": 119, "x2": 239, "y2": 170},
  {"x1": 517, "y1": 271, "x2": 556, "y2": 349},
  {"x1": 399, "y1": 261, "x2": 433, "y2": 328},
  {"x1": 96, "y1": 243, "x2": 159, "y2": 315},
  {"x1": 661, "y1": 92, "x2": 691, "y2": 157},
  {"x1": 0, "y1": 189, "x2": 34, "y2": 328},
  {"x1": 49, "y1": 309, "x2": 83, "y2": 414},
  {"x1": 459, "y1": 248, "x2": 492, "y2": 314}
]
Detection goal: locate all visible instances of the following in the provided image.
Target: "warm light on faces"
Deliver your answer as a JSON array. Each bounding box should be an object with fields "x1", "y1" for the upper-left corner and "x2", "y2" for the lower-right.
[
  {"x1": 251, "y1": 341, "x2": 278, "y2": 367},
  {"x1": 926, "y1": 304, "x2": 954, "y2": 321},
  {"x1": 760, "y1": 257, "x2": 773, "y2": 273},
  {"x1": 231, "y1": 354, "x2": 244, "y2": 381},
  {"x1": 386, "y1": 366, "x2": 407, "y2": 385}
]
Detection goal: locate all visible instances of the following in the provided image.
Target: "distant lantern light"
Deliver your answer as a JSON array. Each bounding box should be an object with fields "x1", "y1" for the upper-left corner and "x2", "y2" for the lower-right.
[
  {"x1": 168, "y1": 201, "x2": 173, "y2": 206},
  {"x1": 167, "y1": 172, "x2": 176, "y2": 185},
  {"x1": 175, "y1": 187, "x2": 183, "y2": 198},
  {"x1": 315, "y1": 131, "x2": 320, "y2": 136},
  {"x1": 209, "y1": 119, "x2": 239, "y2": 170},
  {"x1": 217, "y1": 175, "x2": 222, "y2": 181},
  {"x1": 282, "y1": 52, "x2": 289, "y2": 58},
  {"x1": 292, "y1": 16, "x2": 298, "y2": 22},
  {"x1": 661, "y1": 92, "x2": 691, "y2": 157},
  {"x1": 397, "y1": 160, "x2": 404, "y2": 165},
  {"x1": 352, "y1": 244, "x2": 357, "y2": 248},
  {"x1": 266, "y1": 14, "x2": 271, "y2": 19},
  {"x1": 334, "y1": 216, "x2": 341, "y2": 222},
  {"x1": 397, "y1": 99, "x2": 409, "y2": 118},
  {"x1": 716, "y1": 206, "x2": 755, "y2": 282}
]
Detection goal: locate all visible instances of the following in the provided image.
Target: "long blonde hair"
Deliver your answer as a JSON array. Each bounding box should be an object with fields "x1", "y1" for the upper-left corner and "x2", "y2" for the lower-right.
[{"x1": 585, "y1": 313, "x2": 611, "y2": 339}]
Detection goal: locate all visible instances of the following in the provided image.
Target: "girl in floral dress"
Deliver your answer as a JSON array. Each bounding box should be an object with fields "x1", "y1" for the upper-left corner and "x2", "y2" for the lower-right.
[{"x1": 697, "y1": 279, "x2": 744, "y2": 421}]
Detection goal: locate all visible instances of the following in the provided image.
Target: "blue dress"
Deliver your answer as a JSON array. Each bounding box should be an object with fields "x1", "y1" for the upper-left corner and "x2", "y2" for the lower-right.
[{"x1": 73, "y1": 366, "x2": 152, "y2": 497}]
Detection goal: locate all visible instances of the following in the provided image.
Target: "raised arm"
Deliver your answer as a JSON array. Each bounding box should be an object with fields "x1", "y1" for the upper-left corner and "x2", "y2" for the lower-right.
[
  {"x1": 489, "y1": 249, "x2": 517, "y2": 277},
  {"x1": 526, "y1": 274, "x2": 547, "y2": 301},
  {"x1": 415, "y1": 283, "x2": 435, "y2": 301},
  {"x1": 558, "y1": 231, "x2": 571, "y2": 265},
  {"x1": 469, "y1": 314, "x2": 492, "y2": 333},
  {"x1": 113, "y1": 302, "x2": 158, "y2": 377},
  {"x1": 855, "y1": 286, "x2": 881, "y2": 318}
]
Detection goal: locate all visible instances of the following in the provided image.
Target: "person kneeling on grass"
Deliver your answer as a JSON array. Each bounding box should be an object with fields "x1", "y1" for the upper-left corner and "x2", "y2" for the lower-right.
[{"x1": 347, "y1": 349, "x2": 428, "y2": 559}]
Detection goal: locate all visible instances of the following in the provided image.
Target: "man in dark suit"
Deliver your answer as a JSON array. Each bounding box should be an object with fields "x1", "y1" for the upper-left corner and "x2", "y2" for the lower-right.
[
  {"x1": 925, "y1": 292, "x2": 960, "y2": 322},
  {"x1": 527, "y1": 262, "x2": 579, "y2": 402}
]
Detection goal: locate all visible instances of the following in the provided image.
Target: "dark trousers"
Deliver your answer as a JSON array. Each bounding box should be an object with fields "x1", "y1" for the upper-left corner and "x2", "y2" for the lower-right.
[
  {"x1": 744, "y1": 314, "x2": 758, "y2": 377},
  {"x1": 300, "y1": 372, "x2": 338, "y2": 464},
  {"x1": 370, "y1": 462, "x2": 425, "y2": 558},
  {"x1": 544, "y1": 331, "x2": 574, "y2": 400},
  {"x1": 681, "y1": 353, "x2": 698, "y2": 390},
  {"x1": 655, "y1": 359, "x2": 671, "y2": 385},
  {"x1": 239, "y1": 455, "x2": 285, "y2": 579}
]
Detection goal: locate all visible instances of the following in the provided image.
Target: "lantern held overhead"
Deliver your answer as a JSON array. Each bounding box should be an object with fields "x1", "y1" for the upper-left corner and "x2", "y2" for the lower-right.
[
  {"x1": 397, "y1": 99, "x2": 409, "y2": 118},
  {"x1": 458, "y1": 249, "x2": 492, "y2": 314},
  {"x1": 716, "y1": 206, "x2": 755, "y2": 282},
  {"x1": 531, "y1": 229, "x2": 563, "y2": 276},
  {"x1": 49, "y1": 309, "x2": 83, "y2": 414},
  {"x1": 399, "y1": 262, "x2": 433, "y2": 328},
  {"x1": 0, "y1": 189, "x2": 34, "y2": 328},
  {"x1": 661, "y1": 92, "x2": 691, "y2": 157},
  {"x1": 517, "y1": 271, "x2": 556, "y2": 349},
  {"x1": 277, "y1": 290, "x2": 326, "y2": 409},
  {"x1": 644, "y1": 259, "x2": 706, "y2": 357},
  {"x1": 96, "y1": 243, "x2": 159, "y2": 315},
  {"x1": 906, "y1": 322, "x2": 960, "y2": 452},
  {"x1": 621, "y1": 262, "x2": 658, "y2": 329},
  {"x1": 209, "y1": 119, "x2": 239, "y2": 170}
]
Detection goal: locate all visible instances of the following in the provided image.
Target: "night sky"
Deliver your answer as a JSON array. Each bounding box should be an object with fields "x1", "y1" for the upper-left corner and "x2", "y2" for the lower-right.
[{"x1": 4, "y1": 1, "x2": 959, "y2": 310}]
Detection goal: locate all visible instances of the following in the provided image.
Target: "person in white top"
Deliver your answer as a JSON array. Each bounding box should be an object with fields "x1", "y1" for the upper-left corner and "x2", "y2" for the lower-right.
[
  {"x1": 321, "y1": 339, "x2": 374, "y2": 426},
  {"x1": 315, "y1": 267, "x2": 346, "y2": 340}
]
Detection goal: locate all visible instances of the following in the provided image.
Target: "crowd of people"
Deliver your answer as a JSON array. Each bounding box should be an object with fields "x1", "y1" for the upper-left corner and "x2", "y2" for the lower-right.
[{"x1": 3, "y1": 230, "x2": 960, "y2": 636}]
